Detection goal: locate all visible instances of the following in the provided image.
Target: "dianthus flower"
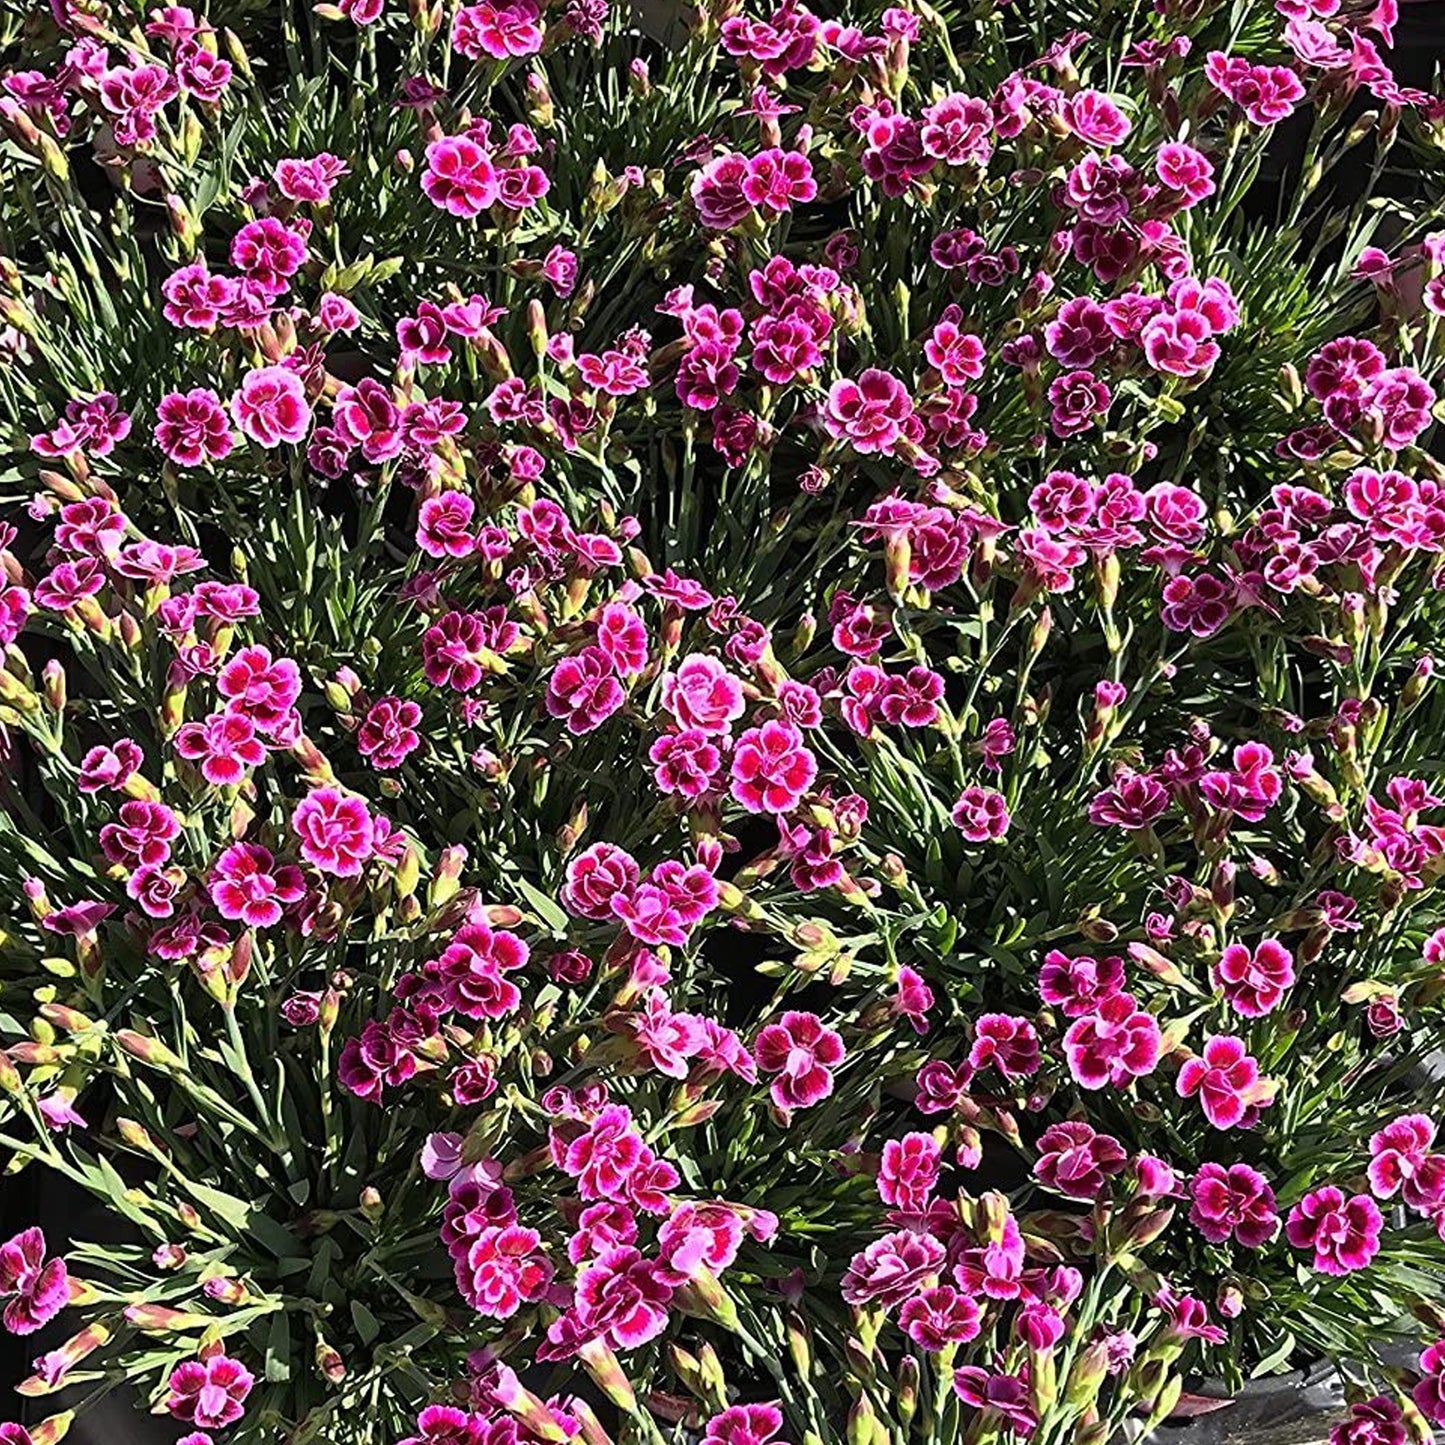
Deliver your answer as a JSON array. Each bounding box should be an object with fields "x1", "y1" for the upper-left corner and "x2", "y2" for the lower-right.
[
  {"x1": 1063, "y1": 992, "x2": 1162, "y2": 1088},
  {"x1": 164, "y1": 1354, "x2": 255, "y2": 1429},
  {"x1": 358, "y1": 697, "x2": 424, "y2": 770},
  {"x1": 0, "y1": 1228, "x2": 68, "y2": 1335},
  {"x1": 840, "y1": 1229, "x2": 946, "y2": 1308},
  {"x1": 454, "y1": 1224, "x2": 553, "y2": 1319},
  {"x1": 291, "y1": 787, "x2": 375, "y2": 877},
  {"x1": 1368, "y1": 1115, "x2": 1445, "y2": 1211},
  {"x1": 754, "y1": 1010, "x2": 845, "y2": 1109},
  {"x1": 1033, "y1": 1121, "x2": 1127, "y2": 1199},
  {"x1": 951, "y1": 785, "x2": 1010, "y2": 841},
  {"x1": 1189, "y1": 1163, "x2": 1280, "y2": 1248},
  {"x1": 1285, "y1": 1187, "x2": 1383, "y2": 1275},
  {"x1": 730, "y1": 720, "x2": 817, "y2": 813},
  {"x1": 1177, "y1": 1035, "x2": 1272, "y2": 1129},
  {"x1": 209, "y1": 843, "x2": 306, "y2": 928},
  {"x1": 573, "y1": 1245, "x2": 674, "y2": 1349},
  {"x1": 423, "y1": 136, "x2": 499, "y2": 217},
  {"x1": 1214, "y1": 937, "x2": 1295, "y2": 1016},
  {"x1": 231, "y1": 366, "x2": 311, "y2": 447}
]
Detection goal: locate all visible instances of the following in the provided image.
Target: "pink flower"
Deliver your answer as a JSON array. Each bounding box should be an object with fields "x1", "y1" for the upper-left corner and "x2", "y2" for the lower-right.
[
  {"x1": 1329, "y1": 1398, "x2": 1409, "y2": 1445},
  {"x1": 1141, "y1": 309, "x2": 1220, "y2": 378},
  {"x1": 1063, "y1": 993, "x2": 1161, "y2": 1088},
  {"x1": 546, "y1": 647, "x2": 627, "y2": 734},
  {"x1": 649, "y1": 729, "x2": 723, "y2": 799},
  {"x1": 840, "y1": 1229, "x2": 946, "y2": 1307},
  {"x1": 155, "y1": 388, "x2": 234, "y2": 466},
  {"x1": 0, "y1": 1228, "x2": 68, "y2": 1335},
  {"x1": 291, "y1": 787, "x2": 375, "y2": 877},
  {"x1": 1089, "y1": 771, "x2": 1170, "y2": 828},
  {"x1": 560, "y1": 1104, "x2": 646, "y2": 1201},
  {"x1": 662, "y1": 655, "x2": 745, "y2": 734},
  {"x1": 1177, "y1": 1035, "x2": 1273, "y2": 1129},
  {"x1": 1285, "y1": 1187, "x2": 1383, "y2": 1275},
  {"x1": 951, "y1": 786, "x2": 1010, "y2": 841},
  {"x1": 755, "y1": 1010, "x2": 845, "y2": 1109},
  {"x1": 703, "y1": 1403, "x2": 786, "y2": 1445},
  {"x1": 1189, "y1": 1163, "x2": 1279, "y2": 1248},
  {"x1": 951, "y1": 1368, "x2": 1037, "y2": 1435},
  {"x1": 969, "y1": 1013, "x2": 1040, "y2": 1077},
  {"x1": 594, "y1": 602, "x2": 649, "y2": 675},
  {"x1": 231, "y1": 366, "x2": 312, "y2": 447},
  {"x1": 435, "y1": 922, "x2": 528, "y2": 1019},
  {"x1": 692, "y1": 152, "x2": 755, "y2": 230},
  {"x1": 573, "y1": 1245, "x2": 674, "y2": 1349},
  {"x1": 423, "y1": 136, "x2": 499, "y2": 218},
  {"x1": 563, "y1": 842, "x2": 640, "y2": 918},
  {"x1": 741, "y1": 147, "x2": 816, "y2": 215},
  {"x1": 1038, "y1": 949, "x2": 1125, "y2": 1017},
  {"x1": 823, "y1": 369, "x2": 914, "y2": 456},
  {"x1": 455, "y1": 1224, "x2": 553, "y2": 1318},
  {"x1": 899, "y1": 1285, "x2": 983, "y2": 1350},
  {"x1": 1214, "y1": 938, "x2": 1295, "y2": 1016},
  {"x1": 174, "y1": 709, "x2": 267, "y2": 785},
  {"x1": 451, "y1": 0, "x2": 543, "y2": 57},
  {"x1": 1414, "y1": 1340, "x2": 1445, "y2": 1426},
  {"x1": 164, "y1": 1354, "x2": 255, "y2": 1429},
  {"x1": 657, "y1": 1200, "x2": 747, "y2": 1279},
  {"x1": 78, "y1": 738, "x2": 144, "y2": 793},
  {"x1": 358, "y1": 697, "x2": 424, "y2": 770},
  {"x1": 1033, "y1": 1121, "x2": 1127, "y2": 1199},
  {"x1": 230, "y1": 217, "x2": 307, "y2": 293},
  {"x1": 1368, "y1": 1115, "x2": 1445, "y2": 1210},
  {"x1": 100, "y1": 799, "x2": 181, "y2": 869},
  {"x1": 730, "y1": 720, "x2": 817, "y2": 814},
  {"x1": 1156, "y1": 141, "x2": 1215, "y2": 205},
  {"x1": 1160, "y1": 572, "x2": 1233, "y2": 637},
  {"x1": 878, "y1": 1132, "x2": 942, "y2": 1211},
  {"x1": 209, "y1": 843, "x2": 306, "y2": 928}
]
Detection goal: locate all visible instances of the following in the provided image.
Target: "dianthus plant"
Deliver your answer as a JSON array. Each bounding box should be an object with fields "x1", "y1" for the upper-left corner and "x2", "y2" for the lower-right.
[{"x1": 4, "y1": 0, "x2": 1445, "y2": 1442}]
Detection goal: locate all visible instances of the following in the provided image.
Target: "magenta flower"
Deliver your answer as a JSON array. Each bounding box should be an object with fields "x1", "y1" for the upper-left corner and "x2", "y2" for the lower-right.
[
  {"x1": 1038, "y1": 949, "x2": 1126, "y2": 1017},
  {"x1": 1214, "y1": 938, "x2": 1295, "y2": 1017},
  {"x1": 662, "y1": 654, "x2": 746, "y2": 734},
  {"x1": 1160, "y1": 572, "x2": 1234, "y2": 637},
  {"x1": 455, "y1": 1224, "x2": 553, "y2": 1319},
  {"x1": 573, "y1": 1245, "x2": 674, "y2": 1350},
  {"x1": 291, "y1": 787, "x2": 375, "y2": 877},
  {"x1": 1177, "y1": 1035, "x2": 1273, "y2": 1129},
  {"x1": 1329, "y1": 1397, "x2": 1408, "y2": 1445},
  {"x1": 823, "y1": 369, "x2": 914, "y2": 456},
  {"x1": 951, "y1": 1368, "x2": 1037, "y2": 1435},
  {"x1": 0, "y1": 1228, "x2": 68, "y2": 1335},
  {"x1": 209, "y1": 843, "x2": 306, "y2": 928},
  {"x1": 231, "y1": 366, "x2": 311, "y2": 447},
  {"x1": 951, "y1": 785, "x2": 1010, "y2": 841},
  {"x1": 1285, "y1": 1187, "x2": 1383, "y2": 1275},
  {"x1": 174, "y1": 709, "x2": 267, "y2": 785},
  {"x1": 99, "y1": 799, "x2": 181, "y2": 870},
  {"x1": 755, "y1": 1010, "x2": 845, "y2": 1109},
  {"x1": 546, "y1": 648, "x2": 626, "y2": 734},
  {"x1": 1414, "y1": 1339, "x2": 1445, "y2": 1426},
  {"x1": 155, "y1": 388, "x2": 234, "y2": 466},
  {"x1": 877, "y1": 1132, "x2": 942, "y2": 1211},
  {"x1": 730, "y1": 720, "x2": 817, "y2": 814},
  {"x1": 164, "y1": 1353, "x2": 255, "y2": 1429},
  {"x1": 968, "y1": 1013, "x2": 1040, "y2": 1077},
  {"x1": 703, "y1": 1403, "x2": 786, "y2": 1445},
  {"x1": 423, "y1": 136, "x2": 499, "y2": 217},
  {"x1": 1368, "y1": 1115, "x2": 1445, "y2": 1211},
  {"x1": 1033, "y1": 1121, "x2": 1127, "y2": 1200},
  {"x1": 899, "y1": 1284, "x2": 983, "y2": 1350},
  {"x1": 358, "y1": 697, "x2": 424, "y2": 770},
  {"x1": 1189, "y1": 1163, "x2": 1279, "y2": 1248},
  {"x1": 1062, "y1": 992, "x2": 1162, "y2": 1089},
  {"x1": 840, "y1": 1229, "x2": 946, "y2": 1308},
  {"x1": 452, "y1": 0, "x2": 544, "y2": 59}
]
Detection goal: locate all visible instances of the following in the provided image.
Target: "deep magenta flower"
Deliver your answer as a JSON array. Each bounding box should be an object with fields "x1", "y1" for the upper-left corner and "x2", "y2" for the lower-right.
[
  {"x1": 662, "y1": 655, "x2": 746, "y2": 734},
  {"x1": 1038, "y1": 949, "x2": 1126, "y2": 1017},
  {"x1": 562, "y1": 842, "x2": 640, "y2": 918},
  {"x1": 877, "y1": 1132, "x2": 942, "y2": 1211},
  {"x1": 99, "y1": 799, "x2": 181, "y2": 870},
  {"x1": 1177, "y1": 1035, "x2": 1273, "y2": 1129},
  {"x1": 1033, "y1": 1121, "x2": 1127, "y2": 1200},
  {"x1": 291, "y1": 787, "x2": 375, "y2": 877},
  {"x1": 1062, "y1": 992, "x2": 1162, "y2": 1088},
  {"x1": 951, "y1": 1368, "x2": 1037, "y2": 1435},
  {"x1": 174, "y1": 709, "x2": 267, "y2": 785},
  {"x1": 163, "y1": 1354, "x2": 255, "y2": 1429},
  {"x1": 452, "y1": 0, "x2": 543, "y2": 57},
  {"x1": 1214, "y1": 938, "x2": 1295, "y2": 1017},
  {"x1": 358, "y1": 697, "x2": 424, "y2": 770},
  {"x1": 899, "y1": 1284, "x2": 983, "y2": 1350},
  {"x1": 951, "y1": 785, "x2": 1010, "y2": 841},
  {"x1": 840, "y1": 1229, "x2": 946, "y2": 1308},
  {"x1": 823, "y1": 369, "x2": 914, "y2": 456},
  {"x1": 230, "y1": 365, "x2": 311, "y2": 447},
  {"x1": 755, "y1": 1010, "x2": 845, "y2": 1109},
  {"x1": 155, "y1": 388, "x2": 234, "y2": 466},
  {"x1": 1189, "y1": 1163, "x2": 1279, "y2": 1248},
  {"x1": 1415, "y1": 1340, "x2": 1445, "y2": 1426},
  {"x1": 1286, "y1": 1187, "x2": 1383, "y2": 1275},
  {"x1": 1329, "y1": 1397, "x2": 1408, "y2": 1445},
  {"x1": 0, "y1": 1228, "x2": 68, "y2": 1335}
]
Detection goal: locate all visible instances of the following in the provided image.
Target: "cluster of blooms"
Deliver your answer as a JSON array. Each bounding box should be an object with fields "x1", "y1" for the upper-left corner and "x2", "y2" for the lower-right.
[{"x1": 7, "y1": 0, "x2": 1445, "y2": 1440}]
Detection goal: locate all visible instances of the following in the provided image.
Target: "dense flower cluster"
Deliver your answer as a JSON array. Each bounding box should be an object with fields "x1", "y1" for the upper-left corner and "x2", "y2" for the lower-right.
[{"x1": 3, "y1": 0, "x2": 1445, "y2": 1440}]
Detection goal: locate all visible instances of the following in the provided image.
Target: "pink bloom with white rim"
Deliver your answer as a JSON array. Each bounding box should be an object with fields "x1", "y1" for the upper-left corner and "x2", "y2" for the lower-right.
[
  {"x1": 163, "y1": 1354, "x2": 255, "y2": 1429},
  {"x1": 1214, "y1": 937, "x2": 1295, "y2": 1016},
  {"x1": 209, "y1": 843, "x2": 306, "y2": 928},
  {"x1": 291, "y1": 787, "x2": 375, "y2": 877},
  {"x1": 1177, "y1": 1034, "x2": 1273, "y2": 1129},
  {"x1": 1062, "y1": 992, "x2": 1162, "y2": 1088},
  {"x1": 730, "y1": 720, "x2": 817, "y2": 813},
  {"x1": 231, "y1": 366, "x2": 311, "y2": 447},
  {"x1": 951, "y1": 785, "x2": 1010, "y2": 841},
  {"x1": 1368, "y1": 1115, "x2": 1445, "y2": 1211},
  {"x1": 1285, "y1": 1187, "x2": 1383, "y2": 1275},
  {"x1": 0, "y1": 1228, "x2": 69, "y2": 1335},
  {"x1": 823, "y1": 368, "x2": 914, "y2": 455}
]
